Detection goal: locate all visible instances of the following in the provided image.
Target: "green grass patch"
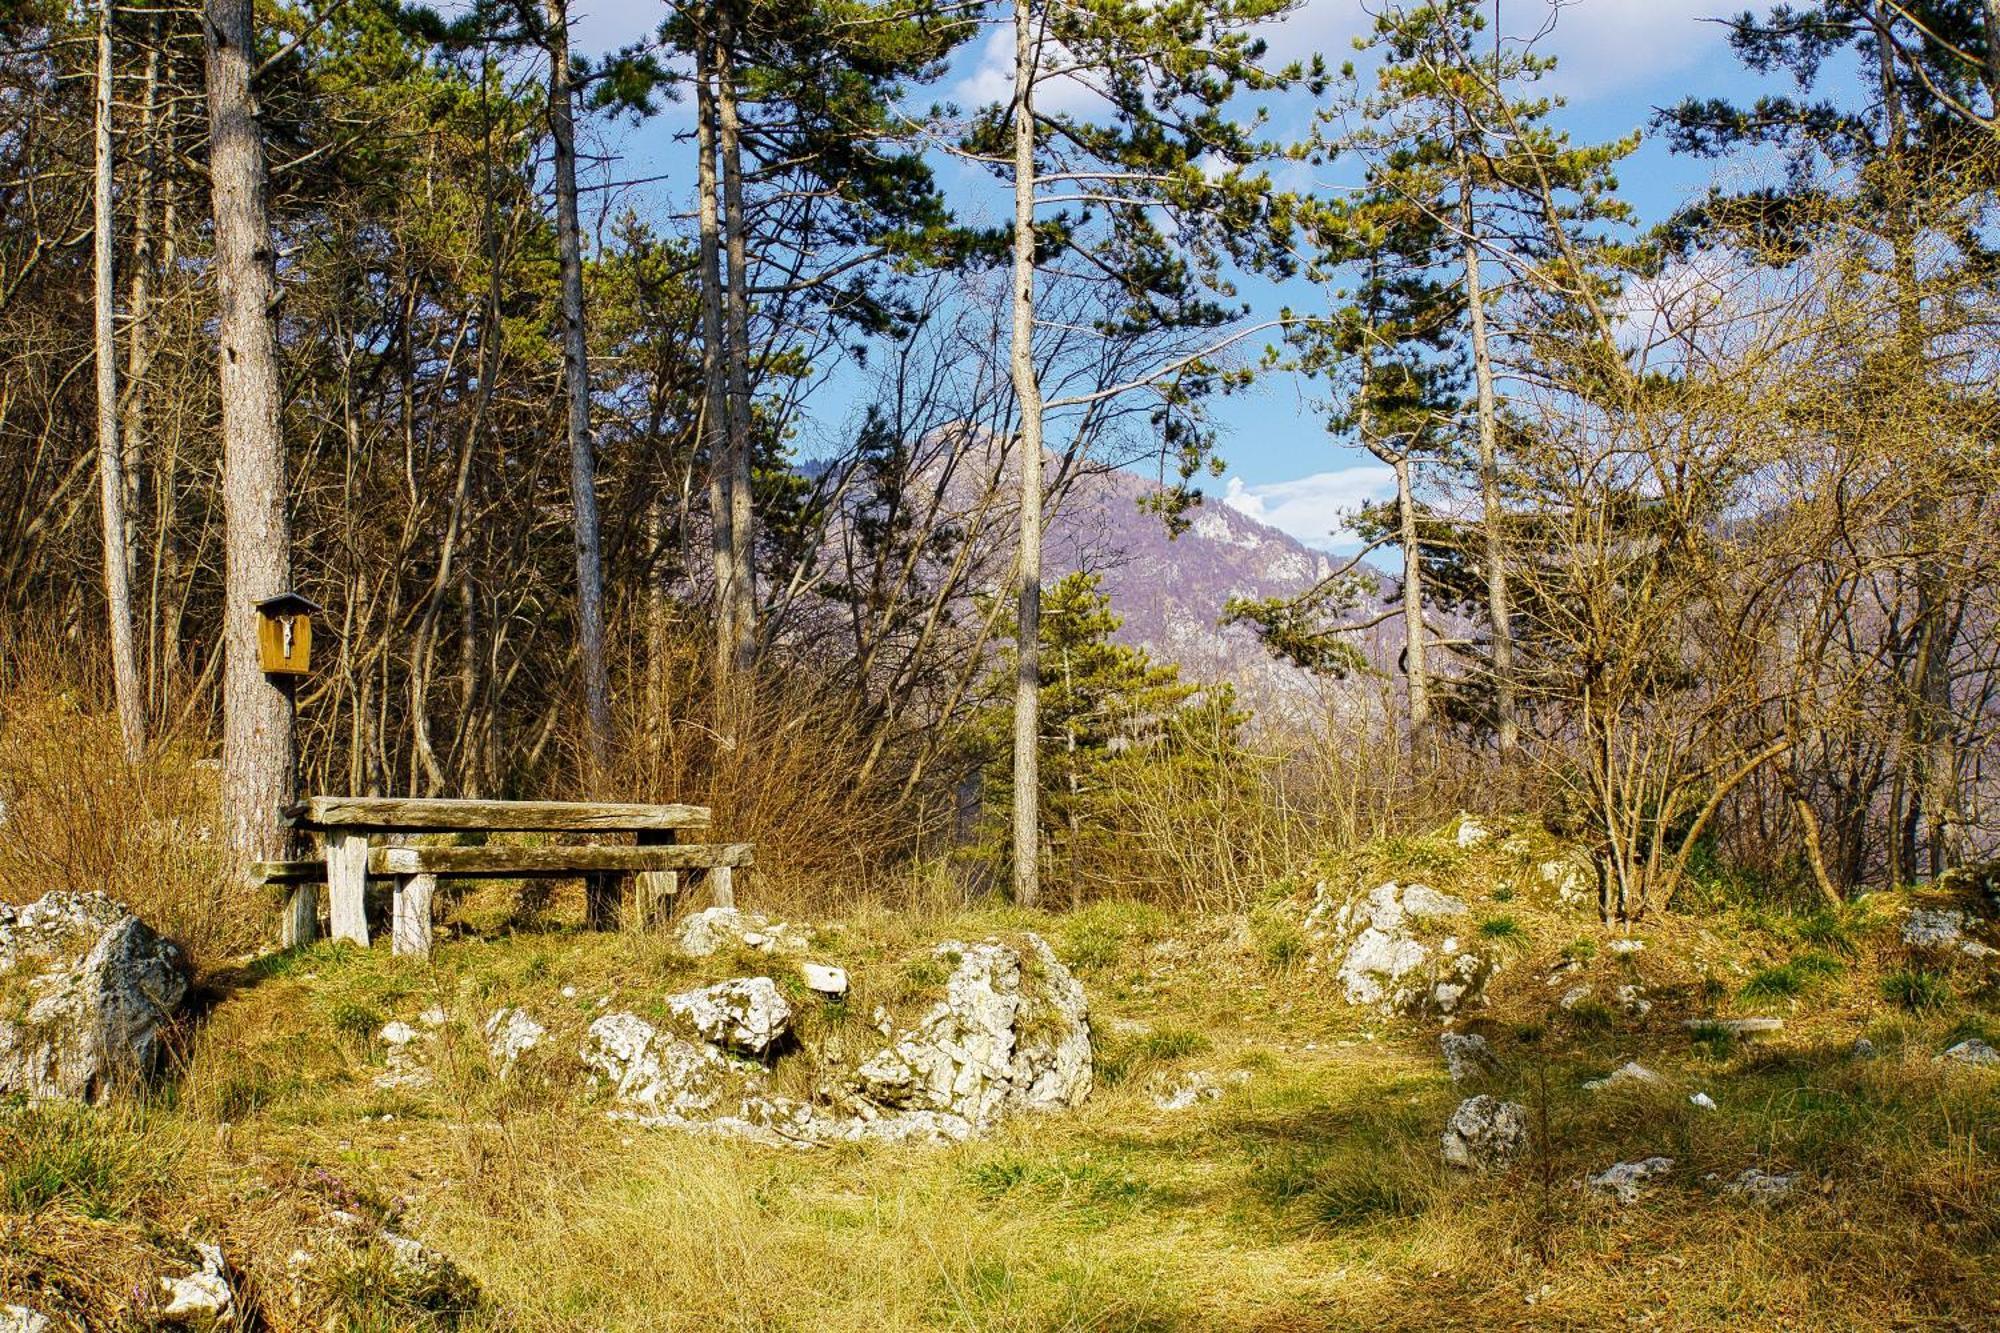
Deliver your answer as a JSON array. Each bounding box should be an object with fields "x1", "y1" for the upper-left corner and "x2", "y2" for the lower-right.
[{"x1": 1882, "y1": 969, "x2": 1954, "y2": 1012}]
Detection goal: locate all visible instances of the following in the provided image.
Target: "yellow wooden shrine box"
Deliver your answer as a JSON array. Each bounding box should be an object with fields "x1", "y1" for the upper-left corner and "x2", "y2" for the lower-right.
[{"x1": 255, "y1": 591, "x2": 322, "y2": 676}]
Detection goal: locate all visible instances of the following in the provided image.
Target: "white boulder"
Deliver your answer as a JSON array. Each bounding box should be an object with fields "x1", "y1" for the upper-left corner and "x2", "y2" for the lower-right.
[
  {"x1": 0, "y1": 891, "x2": 189, "y2": 1103},
  {"x1": 580, "y1": 1012, "x2": 737, "y2": 1115},
  {"x1": 1440, "y1": 1095, "x2": 1528, "y2": 1171},
  {"x1": 854, "y1": 934, "x2": 1091, "y2": 1129},
  {"x1": 800, "y1": 962, "x2": 848, "y2": 999},
  {"x1": 1317, "y1": 882, "x2": 1496, "y2": 1017},
  {"x1": 158, "y1": 1242, "x2": 233, "y2": 1325},
  {"x1": 666, "y1": 977, "x2": 792, "y2": 1056},
  {"x1": 0, "y1": 1307, "x2": 50, "y2": 1333},
  {"x1": 484, "y1": 1007, "x2": 545, "y2": 1070}
]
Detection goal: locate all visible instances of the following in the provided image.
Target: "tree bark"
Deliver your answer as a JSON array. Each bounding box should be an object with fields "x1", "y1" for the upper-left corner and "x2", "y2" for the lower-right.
[
  {"x1": 716, "y1": 1, "x2": 757, "y2": 673},
  {"x1": 1393, "y1": 453, "x2": 1430, "y2": 739},
  {"x1": 204, "y1": 0, "x2": 299, "y2": 908},
  {"x1": 1457, "y1": 154, "x2": 1516, "y2": 756},
  {"x1": 543, "y1": 0, "x2": 613, "y2": 787},
  {"x1": 695, "y1": 10, "x2": 736, "y2": 698},
  {"x1": 1008, "y1": 0, "x2": 1045, "y2": 907},
  {"x1": 95, "y1": 0, "x2": 145, "y2": 761}
]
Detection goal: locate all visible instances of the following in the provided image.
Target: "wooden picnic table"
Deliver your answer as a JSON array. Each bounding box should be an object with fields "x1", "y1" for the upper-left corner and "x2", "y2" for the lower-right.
[{"x1": 255, "y1": 796, "x2": 752, "y2": 959}]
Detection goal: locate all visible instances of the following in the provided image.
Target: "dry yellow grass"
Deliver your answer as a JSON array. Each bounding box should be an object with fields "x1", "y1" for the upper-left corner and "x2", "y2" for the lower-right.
[{"x1": 4, "y1": 834, "x2": 1997, "y2": 1331}]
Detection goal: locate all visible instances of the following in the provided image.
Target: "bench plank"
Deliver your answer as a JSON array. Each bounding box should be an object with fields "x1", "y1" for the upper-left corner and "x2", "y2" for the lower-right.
[
  {"x1": 253, "y1": 842, "x2": 753, "y2": 884},
  {"x1": 287, "y1": 796, "x2": 711, "y2": 833},
  {"x1": 374, "y1": 843, "x2": 753, "y2": 876}
]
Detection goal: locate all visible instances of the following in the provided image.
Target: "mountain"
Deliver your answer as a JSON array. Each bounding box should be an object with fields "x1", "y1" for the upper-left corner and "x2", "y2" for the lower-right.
[{"x1": 1043, "y1": 466, "x2": 1397, "y2": 728}]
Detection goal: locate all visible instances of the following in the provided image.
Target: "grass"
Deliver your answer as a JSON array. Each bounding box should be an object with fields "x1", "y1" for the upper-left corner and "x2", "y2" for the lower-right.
[{"x1": 4, "y1": 849, "x2": 1999, "y2": 1329}]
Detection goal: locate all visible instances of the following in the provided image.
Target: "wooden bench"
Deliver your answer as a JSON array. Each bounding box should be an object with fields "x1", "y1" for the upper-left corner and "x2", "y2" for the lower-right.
[{"x1": 254, "y1": 796, "x2": 751, "y2": 959}]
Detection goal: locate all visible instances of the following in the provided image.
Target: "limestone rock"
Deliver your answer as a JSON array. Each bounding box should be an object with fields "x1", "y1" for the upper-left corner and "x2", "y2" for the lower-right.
[
  {"x1": 854, "y1": 934, "x2": 1091, "y2": 1128},
  {"x1": 0, "y1": 891, "x2": 189, "y2": 1103},
  {"x1": 1615, "y1": 984, "x2": 1652, "y2": 1017},
  {"x1": 1689, "y1": 1091, "x2": 1717, "y2": 1111},
  {"x1": 1558, "y1": 984, "x2": 1594, "y2": 1011},
  {"x1": 1539, "y1": 857, "x2": 1594, "y2": 910},
  {"x1": 1585, "y1": 1156, "x2": 1674, "y2": 1204},
  {"x1": 666, "y1": 977, "x2": 792, "y2": 1056},
  {"x1": 1723, "y1": 1167, "x2": 1798, "y2": 1203},
  {"x1": 1584, "y1": 1061, "x2": 1665, "y2": 1092},
  {"x1": 1455, "y1": 816, "x2": 1491, "y2": 849},
  {"x1": 484, "y1": 1007, "x2": 545, "y2": 1070},
  {"x1": 1940, "y1": 1038, "x2": 1998, "y2": 1067},
  {"x1": 581, "y1": 1012, "x2": 737, "y2": 1114},
  {"x1": 1902, "y1": 907, "x2": 1997, "y2": 959},
  {"x1": 1852, "y1": 1037, "x2": 1876, "y2": 1058},
  {"x1": 1439, "y1": 1032, "x2": 1499, "y2": 1083},
  {"x1": 800, "y1": 962, "x2": 849, "y2": 999},
  {"x1": 1316, "y1": 882, "x2": 1497, "y2": 1018},
  {"x1": 1150, "y1": 1069, "x2": 1222, "y2": 1111},
  {"x1": 1440, "y1": 1095, "x2": 1527, "y2": 1171},
  {"x1": 0, "y1": 1307, "x2": 50, "y2": 1333},
  {"x1": 158, "y1": 1241, "x2": 233, "y2": 1325},
  {"x1": 676, "y1": 907, "x2": 809, "y2": 958},
  {"x1": 373, "y1": 1020, "x2": 432, "y2": 1091}
]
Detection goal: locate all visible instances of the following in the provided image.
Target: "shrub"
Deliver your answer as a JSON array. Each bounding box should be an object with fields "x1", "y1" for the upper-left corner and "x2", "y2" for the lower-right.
[{"x1": 1882, "y1": 969, "x2": 1953, "y2": 1012}]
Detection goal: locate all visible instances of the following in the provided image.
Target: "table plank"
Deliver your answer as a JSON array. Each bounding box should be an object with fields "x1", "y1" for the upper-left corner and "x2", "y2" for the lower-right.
[{"x1": 286, "y1": 796, "x2": 711, "y2": 832}]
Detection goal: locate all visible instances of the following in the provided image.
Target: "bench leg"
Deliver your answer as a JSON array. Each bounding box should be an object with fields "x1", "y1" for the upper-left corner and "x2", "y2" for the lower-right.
[
  {"x1": 393, "y1": 873, "x2": 435, "y2": 959},
  {"x1": 328, "y1": 830, "x2": 370, "y2": 946},
  {"x1": 709, "y1": 864, "x2": 735, "y2": 909},
  {"x1": 281, "y1": 884, "x2": 320, "y2": 948},
  {"x1": 584, "y1": 872, "x2": 618, "y2": 930},
  {"x1": 627, "y1": 871, "x2": 678, "y2": 931}
]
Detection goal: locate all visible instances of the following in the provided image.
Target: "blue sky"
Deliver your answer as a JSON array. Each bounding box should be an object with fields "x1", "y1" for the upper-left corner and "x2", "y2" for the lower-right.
[{"x1": 557, "y1": 0, "x2": 1774, "y2": 553}]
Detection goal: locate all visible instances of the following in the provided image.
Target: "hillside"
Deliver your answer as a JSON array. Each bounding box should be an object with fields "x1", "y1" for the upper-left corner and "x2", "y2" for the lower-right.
[{"x1": 1047, "y1": 468, "x2": 1397, "y2": 727}]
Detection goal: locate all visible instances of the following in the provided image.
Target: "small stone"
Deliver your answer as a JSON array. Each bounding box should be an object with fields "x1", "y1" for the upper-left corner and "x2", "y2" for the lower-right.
[
  {"x1": 800, "y1": 963, "x2": 849, "y2": 999},
  {"x1": 1939, "y1": 1039, "x2": 1998, "y2": 1067},
  {"x1": 1584, "y1": 1061, "x2": 1664, "y2": 1092},
  {"x1": 1559, "y1": 984, "x2": 1594, "y2": 1011},
  {"x1": 1455, "y1": 816, "x2": 1491, "y2": 849},
  {"x1": 417, "y1": 1006, "x2": 448, "y2": 1028},
  {"x1": 1615, "y1": 984, "x2": 1652, "y2": 1017},
  {"x1": 561, "y1": 986, "x2": 578, "y2": 999},
  {"x1": 871, "y1": 1006, "x2": 893, "y2": 1036},
  {"x1": 1689, "y1": 1091, "x2": 1717, "y2": 1110},
  {"x1": 378, "y1": 1021, "x2": 419, "y2": 1046},
  {"x1": 1723, "y1": 1167, "x2": 1797, "y2": 1203},
  {"x1": 1150, "y1": 1070, "x2": 1223, "y2": 1111},
  {"x1": 1852, "y1": 1037, "x2": 1876, "y2": 1058},
  {"x1": 1609, "y1": 938, "x2": 1644, "y2": 956},
  {"x1": 0, "y1": 1307, "x2": 51, "y2": 1333},
  {"x1": 1440, "y1": 1095, "x2": 1528, "y2": 1171},
  {"x1": 1439, "y1": 1031, "x2": 1498, "y2": 1084},
  {"x1": 158, "y1": 1241, "x2": 233, "y2": 1324},
  {"x1": 1585, "y1": 1156, "x2": 1674, "y2": 1204}
]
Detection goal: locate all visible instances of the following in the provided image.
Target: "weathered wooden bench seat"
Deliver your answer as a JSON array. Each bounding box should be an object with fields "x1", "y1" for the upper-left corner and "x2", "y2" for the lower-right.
[{"x1": 257, "y1": 796, "x2": 749, "y2": 959}]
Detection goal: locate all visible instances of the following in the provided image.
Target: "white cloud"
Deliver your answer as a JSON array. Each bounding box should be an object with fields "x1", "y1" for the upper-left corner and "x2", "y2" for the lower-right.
[{"x1": 1222, "y1": 467, "x2": 1395, "y2": 550}]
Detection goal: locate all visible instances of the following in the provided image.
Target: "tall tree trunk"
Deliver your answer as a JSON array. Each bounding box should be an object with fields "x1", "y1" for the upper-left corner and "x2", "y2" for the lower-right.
[
  {"x1": 205, "y1": 0, "x2": 299, "y2": 919},
  {"x1": 127, "y1": 30, "x2": 164, "y2": 712},
  {"x1": 1457, "y1": 152, "x2": 1516, "y2": 756},
  {"x1": 95, "y1": 0, "x2": 145, "y2": 761},
  {"x1": 716, "y1": 1, "x2": 757, "y2": 673},
  {"x1": 695, "y1": 11, "x2": 736, "y2": 700},
  {"x1": 1393, "y1": 453, "x2": 1430, "y2": 739},
  {"x1": 543, "y1": 0, "x2": 612, "y2": 786},
  {"x1": 1008, "y1": 0, "x2": 1045, "y2": 907}
]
